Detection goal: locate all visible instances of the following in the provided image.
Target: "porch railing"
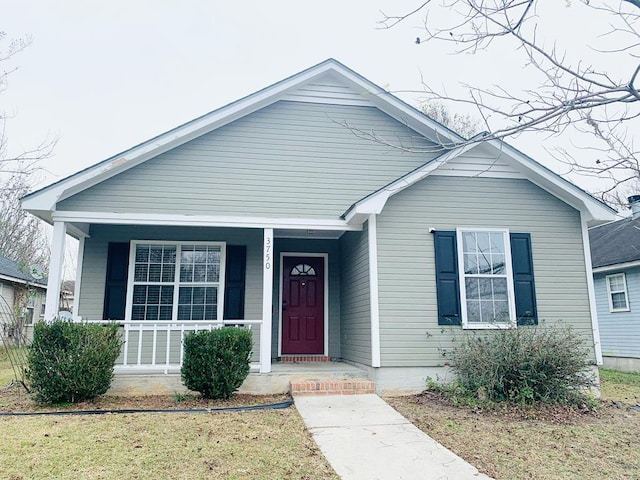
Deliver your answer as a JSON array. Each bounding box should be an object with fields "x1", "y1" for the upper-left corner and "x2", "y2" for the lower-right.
[{"x1": 84, "y1": 319, "x2": 263, "y2": 373}]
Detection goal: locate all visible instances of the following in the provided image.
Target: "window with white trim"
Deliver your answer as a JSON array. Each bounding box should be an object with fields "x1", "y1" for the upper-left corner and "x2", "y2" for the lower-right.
[
  {"x1": 127, "y1": 242, "x2": 225, "y2": 321},
  {"x1": 457, "y1": 229, "x2": 516, "y2": 328},
  {"x1": 606, "y1": 273, "x2": 630, "y2": 312}
]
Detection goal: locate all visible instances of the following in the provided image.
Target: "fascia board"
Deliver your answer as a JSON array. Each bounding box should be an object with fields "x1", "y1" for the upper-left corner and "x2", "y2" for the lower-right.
[
  {"x1": 51, "y1": 210, "x2": 362, "y2": 231},
  {"x1": 592, "y1": 260, "x2": 640, "y2": 274}
]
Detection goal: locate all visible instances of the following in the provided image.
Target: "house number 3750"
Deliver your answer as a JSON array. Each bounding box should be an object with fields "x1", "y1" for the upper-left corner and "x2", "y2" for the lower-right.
[{"x1": 265, "y1": 237, "x2": 272, "y2": 270}]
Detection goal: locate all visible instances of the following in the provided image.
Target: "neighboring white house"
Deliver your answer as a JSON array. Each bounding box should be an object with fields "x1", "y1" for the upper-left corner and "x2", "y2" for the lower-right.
[{"x1": 0, "y1": 255, "x2": 47, "y2": 345}]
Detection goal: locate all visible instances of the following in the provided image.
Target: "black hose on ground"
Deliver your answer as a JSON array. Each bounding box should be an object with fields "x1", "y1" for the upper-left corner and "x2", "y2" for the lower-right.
[{"x1": 0, "y1": 400, "x2": 294, "y2": 417}]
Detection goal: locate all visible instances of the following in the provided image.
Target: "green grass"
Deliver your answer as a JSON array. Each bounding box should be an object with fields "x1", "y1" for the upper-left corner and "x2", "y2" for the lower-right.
[
  {"x1": 0, "y1": 346, "x2": 27, "y2": 386},
  {"x1": 600, "y1": 368, "x2": 640, "y2": 404},
  {"x1": 0, "y1": 409, "x2": 338, "y2": 479}
]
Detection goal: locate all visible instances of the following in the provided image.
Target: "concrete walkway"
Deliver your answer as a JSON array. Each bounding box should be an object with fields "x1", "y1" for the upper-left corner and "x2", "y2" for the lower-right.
[{"x1": 295, "y1": 394, "x2": 493, "y2": 480}]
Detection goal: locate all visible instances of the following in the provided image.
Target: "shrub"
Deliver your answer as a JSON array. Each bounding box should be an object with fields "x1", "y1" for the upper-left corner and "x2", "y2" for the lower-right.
[
  {"x1": 26, "y1": 320, "x2": 122, "y2": 404},
  {"x1": 181, "y1": 327, "x2": 252, "y2": 399},
  {"x1": 450, "y1": 324, "x2": 595, "y2": 406}
]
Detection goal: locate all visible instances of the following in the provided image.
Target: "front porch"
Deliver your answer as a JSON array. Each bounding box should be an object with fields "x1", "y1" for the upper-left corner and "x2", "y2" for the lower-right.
[
  {"x1": 108, "y1": 359, "x2": 372, "y2": 396},
  {"x1": 42, "y1": 217, "x2": 381, "y2": 384}
]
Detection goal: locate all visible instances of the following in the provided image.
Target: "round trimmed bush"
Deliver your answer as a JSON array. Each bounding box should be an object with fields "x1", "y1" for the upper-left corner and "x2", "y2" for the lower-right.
[
  {"x1": 26, "y1": 320, "x2": 122, "y2": 404},
  {"x1": 181, "y1": 327, "x2": 252, "y2": 399}
]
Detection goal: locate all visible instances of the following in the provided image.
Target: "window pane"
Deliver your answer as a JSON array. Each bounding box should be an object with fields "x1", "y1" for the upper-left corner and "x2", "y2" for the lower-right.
[
  {"x1": 612, "y1": 292, "x2": 627, "y2": 310},
  {"x1": 463, "y1": 254, "x2": 478, "y2": 275},
  {"x1": 133, "y1": 285, "x2": 147, "y2": 304},
  {"x1": 150, "y1": 247, "x2": 163, "y2": 263},
  {"x1": 206, "y1": 264, "x2": 220, "y2": 282},
  {"x1": 489, "y1": 233, "x2": 505, "y2": 254},
  {"x1": 494, "y1": 301, "x2": 509, "y2": 321},
  {"x1": 145, "y1": 305, "x2": 158, "y2": 321},
  {"x1": 462, "y1": 232, "x2": 476, "y2": 254},
  {"x1": 492, "y1": 278, "x2": 508, "y2": 299},
  {"x1": 194, "y1": 264, "x2": 207, "y2": 282},
  {"x1": 491, "y1": 254, "x2": 505, "y2": 274},
  {"x1": 608, "y1": 275, "x2": 624, "y2": 292},
  {"x1": 161, "y1": 264, "x2": 175, "y2": 282},
  {"x1": 467, "y1": 300, "x2": 481, "y2": 323},
  {"x1": 135, "y1": 246, "x2": 149, "y2": 263},
  {"x1": 478, "y1": 278, "x2": 493, "y2": 300},
  {"x1": 134, "y1": 264, "x2": 148, "y2": 282},
  {"x1": 476, "y1": 232, "x2": 490, "y2": 254},
  {"x1": 132, "y1": 305, "x2": 145, "y2": 320},
  {"x1": 465, "y1": 278, "x2": 479, "y2": 301},
  {"x1": 477, "y1": 254, "x2": 491, "y2": 275},
  {"x1": 177, "y1": 305, "x2": 191, "y2": 321},
  {"x1": 147, "y1": 285, "x2": 160, "y2": 304},
  {"x1": 480, "y1": 300, "x2": 495, "y2": 323}
]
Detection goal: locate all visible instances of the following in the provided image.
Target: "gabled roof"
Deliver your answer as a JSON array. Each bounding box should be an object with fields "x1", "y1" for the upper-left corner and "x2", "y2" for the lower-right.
[
  {"x1": 344, "y1": 133, "x2": 617, "y2": 226},
  {"x1": 21, "y1": 58, "x2": 617, "y2": 228},
  {"x1": 589, "y1": 216, "x2": 640, "y2": 269},
  {"x1": 0, "y1": 255, "x2": 47, "y2": 287},
  {"x1": 21, "y1": 58, "x2": 463, "y2": 221}
]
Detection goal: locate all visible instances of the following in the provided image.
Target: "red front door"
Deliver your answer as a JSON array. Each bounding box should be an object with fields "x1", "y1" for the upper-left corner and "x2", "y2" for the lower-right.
[{"x1": 281, "y1": 256, "x2": 325, "y2": 355}]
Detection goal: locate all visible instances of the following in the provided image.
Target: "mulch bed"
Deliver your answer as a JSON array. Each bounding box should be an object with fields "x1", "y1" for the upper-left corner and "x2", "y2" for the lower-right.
[{"x1": 0, "y1": 382, "x2": 290, "y2": 413}]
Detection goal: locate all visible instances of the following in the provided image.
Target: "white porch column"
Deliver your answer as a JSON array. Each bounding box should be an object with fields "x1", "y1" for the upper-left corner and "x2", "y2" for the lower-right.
[
  {"x1": 368, "y1": 214, "x2": 381, "y2": 368},
  {"x1": 260, "y1": 228, "x2": 274, "y2": 373},
  {"x1": 44, "y1": 221, "x2": 67, "y2": 322}
]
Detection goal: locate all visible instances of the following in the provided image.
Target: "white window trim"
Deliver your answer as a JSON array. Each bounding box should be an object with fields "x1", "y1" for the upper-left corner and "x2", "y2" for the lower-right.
[
  {"x1": 125, "y1": 240, "x2": 227, "y2": 322},
  {"x1": 605, "y1": 273, "x2": 630, "y2": 313},
  {"x1": 457, "y1": 227, "x2": 517, "y2": 329}
]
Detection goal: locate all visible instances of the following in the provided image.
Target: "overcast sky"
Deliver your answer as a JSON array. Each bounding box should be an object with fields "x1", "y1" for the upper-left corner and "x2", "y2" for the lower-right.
[{"x1": 2, "y1": 1, "x2": 633, "y2": 201}]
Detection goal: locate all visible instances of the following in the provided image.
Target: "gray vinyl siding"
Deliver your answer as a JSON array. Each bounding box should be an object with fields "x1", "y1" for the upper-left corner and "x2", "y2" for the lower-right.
[
  {"x1": 77, "y1": 224, "x2": 263, "y2": 321},
  {"x1": 595, "y1": 267, "x2": 640, "y2": 359},
  {"x1": 57, "y1": 101, "x2": 436, "y2": 219},
  {"x1": 376, "y1": 176, "x2": 595, "y2": 367},
  {"x1": 272, "y1": 239, "x2": 341, "y2": 359},
  {"x1": 339, "y1": 224, "x2": 372, "y2": 365}
]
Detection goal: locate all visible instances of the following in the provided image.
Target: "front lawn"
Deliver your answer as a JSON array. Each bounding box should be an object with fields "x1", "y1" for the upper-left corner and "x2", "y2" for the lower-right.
[
  {"x1": 387, "y1": 368, "x2": 640, "y2": 480},
  {"x1": 0, "y1": 409, "x2": 338, "y2": 479},
  {"x1": 0, "y1": 347, "x2": 339, "y2": 479}
]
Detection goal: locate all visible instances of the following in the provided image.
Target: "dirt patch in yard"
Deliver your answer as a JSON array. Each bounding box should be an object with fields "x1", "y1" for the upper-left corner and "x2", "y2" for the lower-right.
[{"x1": 387, "y1": 390, "x2": 640, "y2": 480}]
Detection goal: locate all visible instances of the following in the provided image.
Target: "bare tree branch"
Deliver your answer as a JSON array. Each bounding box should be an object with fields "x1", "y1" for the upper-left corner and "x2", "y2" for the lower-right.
[{"x1": 378, "y1": 0, "x2": 640, "y2": 206}]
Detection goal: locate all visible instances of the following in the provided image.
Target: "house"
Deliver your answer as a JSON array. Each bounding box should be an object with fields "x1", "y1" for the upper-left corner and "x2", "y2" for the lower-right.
[
  {"x1": 589, "y1": 196, "x2": 640, "y2": 373},
  {"x1": 0, "y1": 255, "x2": 46, "y2": 345},
  {"x1": 21, "y1": 59, "x2": 616, "y2": 394}
]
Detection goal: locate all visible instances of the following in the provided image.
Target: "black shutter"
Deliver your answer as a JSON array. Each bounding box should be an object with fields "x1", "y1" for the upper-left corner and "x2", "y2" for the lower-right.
[
  {"x1": 510, "y1": 233, "x2": 538, "y2": 325},
  {"x1": 102, "y1": 242, "x2": 130, "y2": 320},
  {"x1": 434, "y1": 231, "x2": 462, "y2": 325},
  {"x1": 223, "y1": 245, "x2": 247, "y2": 320}
]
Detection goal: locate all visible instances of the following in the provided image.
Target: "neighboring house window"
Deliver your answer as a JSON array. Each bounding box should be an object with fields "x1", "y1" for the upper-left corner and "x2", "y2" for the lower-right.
[
  {"x1": 127, "y1": 242, "x2": 225, "y2": 321},
  {"x1": 40, "y1": 303, "x2": 46, "y2": 316},
  {"x1": 606, "y1": 273, "x2": 630, "y2": 312},
  {"x1": 457, "y1": 229, "x2": 517, "y2": 328}
]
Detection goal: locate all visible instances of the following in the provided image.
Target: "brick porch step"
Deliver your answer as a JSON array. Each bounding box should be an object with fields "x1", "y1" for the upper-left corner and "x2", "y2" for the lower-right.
[
  {"x1": 280, "y1": 355, "x2": 331, "y2": 363},
  {"x1": 290, "y1": 379, "x2": 375, "y2": 396}
]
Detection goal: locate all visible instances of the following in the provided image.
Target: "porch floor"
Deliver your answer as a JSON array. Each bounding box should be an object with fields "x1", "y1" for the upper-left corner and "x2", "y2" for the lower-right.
[{"x1": 108, "y1": 360, "x2": 371, "y2": 396}]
